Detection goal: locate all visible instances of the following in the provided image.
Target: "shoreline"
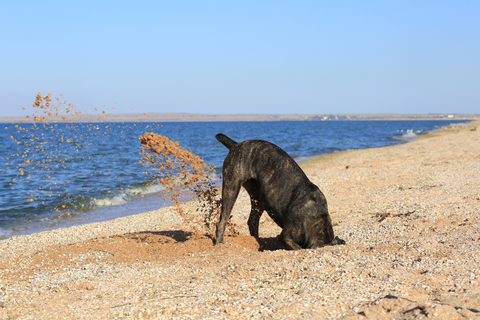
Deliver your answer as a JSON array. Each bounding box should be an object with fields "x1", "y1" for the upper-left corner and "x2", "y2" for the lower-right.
[
  {"x1": 0, "y1": 120, "x2": 479, "y2": 318},
  {"x1": 0, "y1": 152, "x2": 317, "y2": 240},
  {"x1": 0, "y1": 119, "x2": 475, "y2": 250},
  {"x1": 1, "y1": 112, "x2": 478, "y2": 124},
  {"x1": 1, "y1": 121, "x2": 468, "y2": 240}
]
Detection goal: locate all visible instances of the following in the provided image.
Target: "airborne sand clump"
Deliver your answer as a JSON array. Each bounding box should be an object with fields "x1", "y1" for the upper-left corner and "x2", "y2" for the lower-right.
[
  {"x1": 139, "y1": 131, "x2": 236, "y2": 237},
  {"x1": 5, "y1": 93, "x2": 112, "y2": 212}
]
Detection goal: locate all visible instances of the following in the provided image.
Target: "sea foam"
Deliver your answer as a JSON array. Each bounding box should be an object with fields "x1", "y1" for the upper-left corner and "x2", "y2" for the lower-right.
[
  {"x1": 84, "y1": 183, "x2": 168, "y2": 209},
  {"x1": 392, "y1": 129, "x2": 423, "y2": 141}
]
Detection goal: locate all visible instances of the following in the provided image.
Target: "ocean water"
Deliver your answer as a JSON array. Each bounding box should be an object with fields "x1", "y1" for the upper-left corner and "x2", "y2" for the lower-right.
[{"x1": 0, "y1": 120, "x2": 469, "y2": 239}]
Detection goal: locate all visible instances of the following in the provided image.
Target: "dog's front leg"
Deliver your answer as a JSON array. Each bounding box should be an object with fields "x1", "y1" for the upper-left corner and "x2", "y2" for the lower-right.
[
  {"x1": 215, "y1": 214, "x2": 227, "y2": 245},
  {"x1": 215, "y1": 203, "x2": 231, "y2": 245},
  {"x1": 214, "y1": 181, "x2": 241, "y2": 245}
]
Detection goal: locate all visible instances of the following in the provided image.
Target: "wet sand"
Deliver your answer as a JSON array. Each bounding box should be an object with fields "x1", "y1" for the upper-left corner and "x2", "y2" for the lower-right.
[{"x1": 0, "y1": 120, "x2": 479, "y2": 319}]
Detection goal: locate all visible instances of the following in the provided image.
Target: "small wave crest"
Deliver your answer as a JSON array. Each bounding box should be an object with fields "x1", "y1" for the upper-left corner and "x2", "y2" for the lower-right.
[
  {"x1": 92, "y1": 195, "x2": 128, "y2": 207},
  {"x1": 391, "y1": 129, "x2": 423, "y2": 141},
  {"x1": 66, "y1": 182, "x2": 168, "y2": 212},
  {"x1": 66, "y1": 174, "x2": 220, "y2": 212}
]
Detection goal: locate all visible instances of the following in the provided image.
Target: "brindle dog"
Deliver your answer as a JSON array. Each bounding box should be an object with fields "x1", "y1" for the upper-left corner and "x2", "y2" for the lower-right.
[{"x1": 214, "y1": 133, "x2": 345, "y2": 250}]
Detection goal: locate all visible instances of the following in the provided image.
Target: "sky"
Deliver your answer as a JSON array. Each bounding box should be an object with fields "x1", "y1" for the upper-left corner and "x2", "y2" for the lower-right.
[{"x1": 1, "y1": 1, "x2": 479, "y2": 117}]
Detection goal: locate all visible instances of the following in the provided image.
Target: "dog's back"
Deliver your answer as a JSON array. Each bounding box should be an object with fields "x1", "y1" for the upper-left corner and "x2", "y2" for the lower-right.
[{"x1": 217, "y1": 134, "x2": 310, "y2": 189}]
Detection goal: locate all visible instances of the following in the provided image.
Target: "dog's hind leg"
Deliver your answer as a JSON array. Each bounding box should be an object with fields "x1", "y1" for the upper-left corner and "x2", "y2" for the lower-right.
[
  {"x1": 279, "y1": 228, "x2": 302, "y2": 250},
  {"x1": 243, "y1": 179, "x2": 263, "y2": 238},
  {"x1": 215, "y1": 180, "x2": 242, "y2": 245},
  {"x1": 247, "y1": 199, "x2": 263, "y2": 238}
]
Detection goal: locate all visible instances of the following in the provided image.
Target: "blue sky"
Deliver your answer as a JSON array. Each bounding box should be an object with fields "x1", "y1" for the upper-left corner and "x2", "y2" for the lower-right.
[{"x1": 1, "y1": 1, "x2": 479, "y2": 116}]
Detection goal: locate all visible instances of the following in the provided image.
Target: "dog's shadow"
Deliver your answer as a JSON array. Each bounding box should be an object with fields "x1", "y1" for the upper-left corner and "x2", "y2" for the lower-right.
[
  {"x1": 113, "y1": 230, "x2": 286, "y2": 252},
  {"x1": 116, "y1": 230, "x2": 194, "y2": 243},
  {"x1": 257, "y1": 237, "x2": 287, "y2": 251}
]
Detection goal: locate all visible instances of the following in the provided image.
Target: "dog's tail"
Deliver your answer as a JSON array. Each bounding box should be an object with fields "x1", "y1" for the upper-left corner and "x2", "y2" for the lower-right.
[{"x1": 215, "y1": 133, "x2": 238, "y2": 150}]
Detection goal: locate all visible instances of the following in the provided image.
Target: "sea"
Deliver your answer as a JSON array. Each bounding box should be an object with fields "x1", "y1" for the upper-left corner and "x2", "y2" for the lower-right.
[{"x1": 0, "y1": 119, "x2": 470, "y2": 239}]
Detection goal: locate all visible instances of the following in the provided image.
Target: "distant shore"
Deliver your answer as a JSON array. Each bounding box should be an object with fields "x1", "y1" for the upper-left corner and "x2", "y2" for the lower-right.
[{"x1": 1, "y1": 112, "x2": 478, "y2": 123}]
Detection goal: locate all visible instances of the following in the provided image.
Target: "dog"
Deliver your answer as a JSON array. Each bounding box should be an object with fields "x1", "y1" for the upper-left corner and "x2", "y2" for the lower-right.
[{"x1": 214, "y1": 133, "x2": 345, "y2": 250}]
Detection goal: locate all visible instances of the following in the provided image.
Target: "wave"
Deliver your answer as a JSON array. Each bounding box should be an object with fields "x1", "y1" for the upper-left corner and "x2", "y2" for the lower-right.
[
  {"x1": 68, "y1": 182, "x2": 168, "y2": 212},
  {"x1": 391, "y1": 129, "x2": 423, "y2": 141},
  {"x1": 91, "y1": 195, "x2": 128, "y2": 207},
  {"x1": 69, "y1": 172, "x2": 221, "y2": 211}
]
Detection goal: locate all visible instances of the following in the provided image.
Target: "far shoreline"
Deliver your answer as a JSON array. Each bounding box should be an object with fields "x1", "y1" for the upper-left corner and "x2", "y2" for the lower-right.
[{"x1": 0, "y1": 112, "x2": 478, "y2": 124}]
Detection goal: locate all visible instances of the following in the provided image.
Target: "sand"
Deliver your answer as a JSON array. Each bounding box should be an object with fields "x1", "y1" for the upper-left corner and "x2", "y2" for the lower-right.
[{"x1": 0, "y1": 121, "x2": 479, "y2": 319}]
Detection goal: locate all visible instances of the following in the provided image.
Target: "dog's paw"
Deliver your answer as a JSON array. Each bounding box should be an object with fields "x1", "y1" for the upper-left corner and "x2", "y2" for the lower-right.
[{"x1": 331, "y1": 236, "x2": 346, "y2": 246}]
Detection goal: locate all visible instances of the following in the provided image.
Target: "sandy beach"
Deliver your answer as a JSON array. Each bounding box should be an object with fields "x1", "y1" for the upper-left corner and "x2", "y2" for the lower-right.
[{"x1": 1, "y1": 121, "x2": 479, "y2": 319}]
